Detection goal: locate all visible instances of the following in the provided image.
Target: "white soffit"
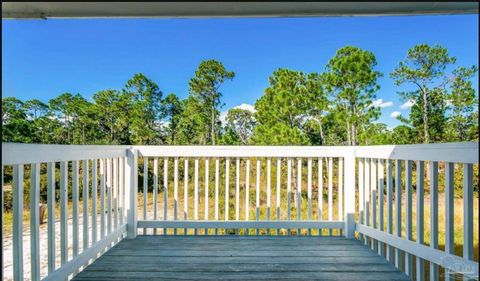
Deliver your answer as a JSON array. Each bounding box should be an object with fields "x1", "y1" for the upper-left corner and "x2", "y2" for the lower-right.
[{"x1": 2, "y1": 2, "x2": 479, "y2": 19}]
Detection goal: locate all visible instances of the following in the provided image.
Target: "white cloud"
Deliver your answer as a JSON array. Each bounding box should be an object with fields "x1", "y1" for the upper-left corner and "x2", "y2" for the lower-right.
[
  {"x1": 390, "y1": 111, "x2": 401, "y2": 118},
  {"x1": 235, "y1": 103, "x2": 256, "y2": 112},
  {"x1": 220, "y1": 103, "x2": 256, "y2": 125},
  {"x1": 445, "y1": 99, "x2": 453, "y2": 107},
  {"x1": 400, "y1": 99, "x2": 415, "y2": 110},
  {"x1": 372, "y1": 99, "x2": 393, "y2": 108}
]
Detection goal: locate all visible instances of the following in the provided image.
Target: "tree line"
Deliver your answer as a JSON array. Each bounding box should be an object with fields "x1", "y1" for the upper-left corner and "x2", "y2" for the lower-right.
[{"x1": 2, "y1": 44, "x2": 478, "y2": 146}]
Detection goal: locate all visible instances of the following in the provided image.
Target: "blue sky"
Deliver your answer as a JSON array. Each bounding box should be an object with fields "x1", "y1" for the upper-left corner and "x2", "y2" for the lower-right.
[{"x1": 2, "y1": 14, "x2": 478, "y2": 128}]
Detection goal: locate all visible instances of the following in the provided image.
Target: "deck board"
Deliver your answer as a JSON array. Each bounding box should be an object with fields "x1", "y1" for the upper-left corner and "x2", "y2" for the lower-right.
[{"x1": 73, "y1": 236, "x2": 411, "y2": 281}]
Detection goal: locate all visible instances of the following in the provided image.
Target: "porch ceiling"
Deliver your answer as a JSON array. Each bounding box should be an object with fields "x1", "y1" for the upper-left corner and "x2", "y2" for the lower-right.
[{"x1": 2, "y1": 2, "x2": 478, "y2": 19}]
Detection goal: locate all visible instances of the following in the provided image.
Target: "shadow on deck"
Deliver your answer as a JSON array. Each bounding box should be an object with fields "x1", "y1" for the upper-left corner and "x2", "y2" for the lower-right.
[{"x1": 72, "y1": 236, "x2": 410, "y2": 280}]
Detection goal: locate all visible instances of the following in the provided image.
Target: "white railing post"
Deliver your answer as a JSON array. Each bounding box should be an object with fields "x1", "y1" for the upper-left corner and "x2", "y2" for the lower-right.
[
  {"x1": 344, "y1": 148, "x2": 356, "y2": 239},
  {"x1": 126, "y1": 148, "x2": 138, "y2": 239}
]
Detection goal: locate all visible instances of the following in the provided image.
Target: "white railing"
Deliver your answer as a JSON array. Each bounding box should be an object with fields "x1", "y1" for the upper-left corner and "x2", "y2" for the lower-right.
[
  {"x1": 1, "y1": 142, "x2": 478, "y2": 281},
  {"x1": 354, "y1": 143, "x2": 479, "y2": 281},
  {"x1": 2, "y1": 143, "x2": 131, "y2": 281},
  {"x1": 133, "y1": 146, "x2": 354, "y2": 237}
]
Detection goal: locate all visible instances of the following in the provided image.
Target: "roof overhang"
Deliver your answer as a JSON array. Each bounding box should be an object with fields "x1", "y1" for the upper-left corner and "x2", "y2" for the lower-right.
[{"x1": 2, "y1": 2, "x2": 479, "y2": 19}]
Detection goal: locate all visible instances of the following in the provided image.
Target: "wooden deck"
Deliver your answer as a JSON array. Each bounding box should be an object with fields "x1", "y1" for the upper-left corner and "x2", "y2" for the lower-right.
[{"x1": 72, "y1": 236, "x2": 411, "y2": 281}]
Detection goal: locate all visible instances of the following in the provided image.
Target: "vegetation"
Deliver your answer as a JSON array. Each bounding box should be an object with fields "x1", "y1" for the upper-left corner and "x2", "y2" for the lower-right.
[{"x1": 2, "y1": 44, "x2": 477, "y2": 146}]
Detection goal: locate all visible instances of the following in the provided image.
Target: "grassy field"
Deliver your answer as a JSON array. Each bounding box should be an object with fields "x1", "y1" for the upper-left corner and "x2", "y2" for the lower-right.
[
  {"x1": 3, "y1": 180, "x2": 479, "y2": 261},
  {"x1": 2, "y1": 162, "x2": 478, "y2": 281}
]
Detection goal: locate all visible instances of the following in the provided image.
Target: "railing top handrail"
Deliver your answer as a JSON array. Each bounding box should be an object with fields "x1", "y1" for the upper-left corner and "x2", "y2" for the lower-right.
[
  {"x1": 2, "y1": 142, "x2": 478, "y2": 165},
  {"x1": 2, "y1": 142, "x2": 128, "y2": 165},
  {"x1": 354, "y1": 142, "x2": 478, "y2": 164},
  {"x1": 133, "y1": 145, "x2": 354, "y2": 158}
]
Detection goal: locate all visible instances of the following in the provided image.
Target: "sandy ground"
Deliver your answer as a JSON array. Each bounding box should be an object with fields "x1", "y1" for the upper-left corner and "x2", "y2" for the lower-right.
[{"x1": 2, "y1": 204, "x2": 166, "y2": 281}]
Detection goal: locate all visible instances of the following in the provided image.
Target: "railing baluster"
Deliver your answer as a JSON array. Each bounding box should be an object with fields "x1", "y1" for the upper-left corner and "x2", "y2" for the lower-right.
[
  {"x1": 73, "y1": 161, "x2": 80, "y2": 258},
  {"x1": 153, "y1": 158, "x2": 158, "y2": 235},
  {"x1": 395, "y1": 160, "x2": 402, "y2": 270},
  {"x1": 174, "y1": 157, "x2": 179, "y2": 235},
  {"x1": 287, "y1": 158, "x2": 292, "y2": 235},
  {"x1": 297, "y1": 158, "x2": 302, "y2": 235},
  {"x1": 276, "y1": 158, "x2": 281, "y2": 235},
  {"x1": 405, "y1": 160, "x2": 413, "y2": 277},
  {"x1": 194, "y1": 158, "x2": 199, "y2": 234},
  {"x1": 184, "y1": 159, "x2": 189, "y2": 235},
  {"x1": 318, "y1": 158, "x2": 323, "y2": 236},
  {"x1": 358, "y1": 158, "x2": 364, "y2": 242},
  {"x1": 143, "y1": 157, "x2": 148, "y2": 235},
  {"x1": 245, "y1": 159, "x2": 250, "y2": 222},
  {"x1": 13, "y1": 164, "x2": 24, "y2": 281},
  {"x1": 215, "y1": 158, "x2": 219, "y2": 221},
  {"x1": 215, "y1": 158, "x2": 219, "y2": 235},
  {"x1": 339, "y1": 157, "x2": 343, "y2": 237},
  {"x1": 92, "y1": 159, "x2": 98, "y2": 244},
  {"x1": 100, "y1": 159, "x2": 106, "y2": 239},
  {"x1": 378, "y1": 159, "x2": 384, "y2": 256},
  {"x1": 463, "y1": 163, "x2": 473, "y2": 272},
  {"x1": 226, "y1": 158, "x2": 230, "y2": 223},
  {"x1": 47, "y1": 162, "x2": 56, "y2": 273},
  {"x1": 164, "y1": 157, "x2": 169, "y2": 234},
  {"x1": 113, "y1": 158, "x2": 118, "y2": 230},
  {"x1": 445, "y1": 162, "x2": 454, "y2": 281},
  {"x1": 256, "y1": 159, "x2": 260, "y2": 235},
  {"x1": 267, "y1": 158, "x2": 271, "y2": 235},
  {"x1": 328, "y1": 157, "x2": 333, "y2": 236},
  {"x1": 204, "y1": 158, "x2": 209, "y2": 234},
  {"x1": 307, "y1": 158, "x2": 312, "y2": 236},
  {"x1": 371, "y1": 158, "x2": 376, "y2": 250},
  {"x1": 386, "y1": 159, "x2": 393, "y2": 262},
  {"x1": 30, "y1": 163, "x2": 40, "y2": 281},
  {"x1": 119, "y1": 157, "x2": 124, "y2": 226},
  {"x1": 60, "y1": 161, "x2": 68, "y2": 266},
  {"x1": 107, "y1": 159, "x2": 112, "y2": 234},
  {"x1": 365, "y1": 158, "x2": 370, "y2": 245},
  {"x1": 236, "y1": 158, "x2": 241, "y2": 222},
  {"x1": 83, "y1": 160, "x2": 90, "y2": 251},
  {"x1": 429, "y1": 161, "x2": 439, "y2": 281},
  {"x1": 416, "y1": 161, "x2": 425, "y2": 281}
]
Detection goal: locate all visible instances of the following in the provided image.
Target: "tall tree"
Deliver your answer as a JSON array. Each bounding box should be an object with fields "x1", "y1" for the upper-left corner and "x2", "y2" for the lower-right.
[
  {"x1": 2, "y1": 97, "x2": 33, "y2": 143},
  {"x1": 162, "y1": 93, "x2": 183, "y2": 144},
  {"x1": 390, "y1": 125, "x2": 415, "y2": 144},
  {"x1": 93, "y1": 89, "x2": 131, "y2": 144},
  {"x1": 252, "y1": 69, "x2": 311, "y2": 145},
  {"x1": 396, "y1": 89, "x2": 448, "y2": 143},
  {"x1": 446, "y1": 65, "x2": 479, "y2": 141},
  {"x1": 225, "y1": 108, "x2": 256, "y2": 145},
  {"x1": 124, "y1": 73, "x2": 163, "y2": 144},
  {"x1": 189, "y1": 60, "x2": 235, "y2": 145},
  {"x1": 305, "y1": 73, "x2": 329, "y2": 145},
  {"x1": 390, "y1": 44, "x2": 456, "y2": 143},
  {"x1": 71, "y1": 96, "x2": 97, "y2": 144},
  {"x1": 176, "y1": 96, "x2": 209, "y2": 144},
  {"x1": 358, "y1": 122, "x2": 392, "y2": 145},
  {"x1": 23, "y1": 99, "x2": 51, "y2": 143},
  {"x1": 324, "y1": 46, "x2": 381, "y2": 145},
  {"x1": 49, "y1": 93, "x2": 76, "y2": 143},
  {"x1": 23, "y1": 99, "x2": 48, "y2": 120}
]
